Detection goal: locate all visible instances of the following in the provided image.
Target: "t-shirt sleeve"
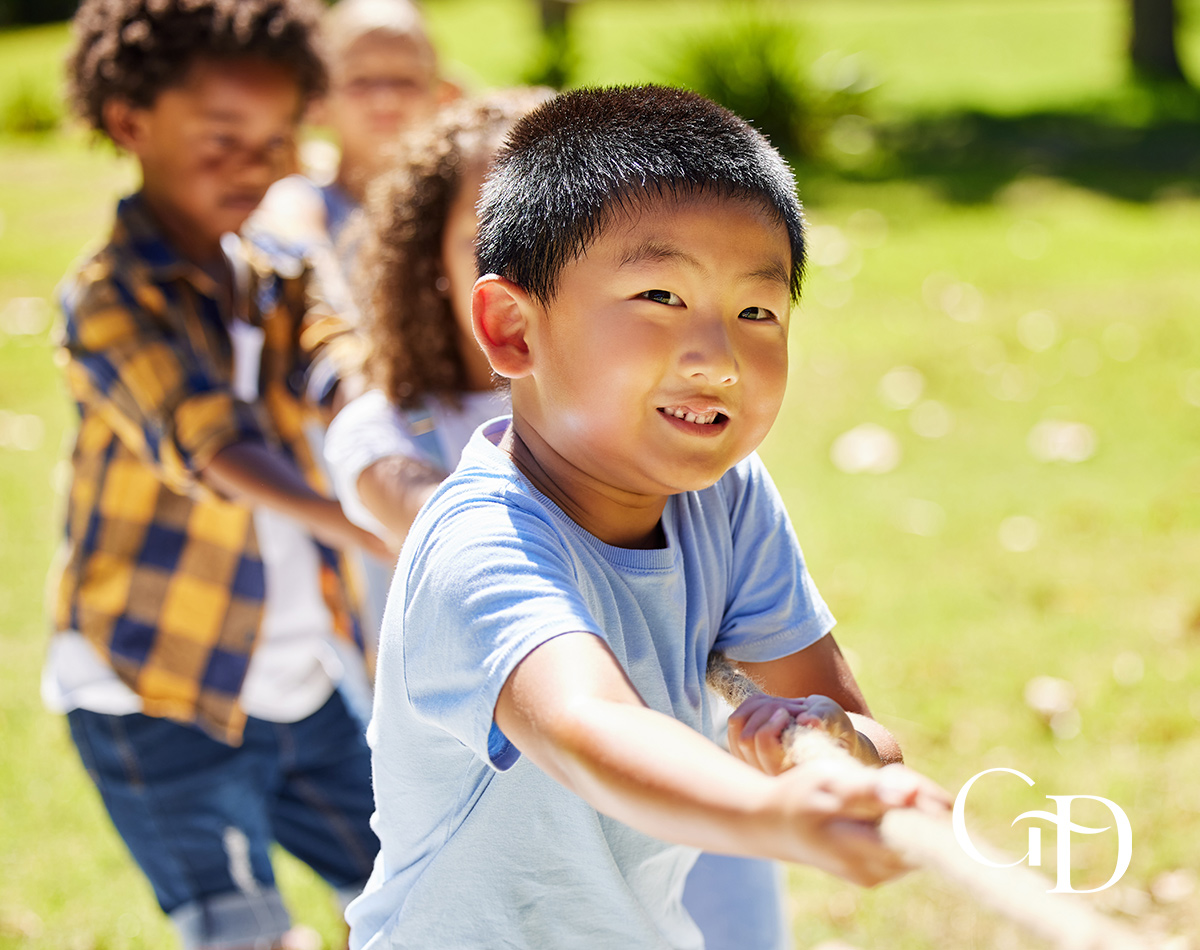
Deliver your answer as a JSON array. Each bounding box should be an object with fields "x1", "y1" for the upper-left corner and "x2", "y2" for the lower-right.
[
  {"x1": 713, "y1": 454, "x2": 835, "y2": 662},
  {"x1": 324, "y1": 390, "x2": 422, "y2": 536},
  {"x1": 397, "y1": 492, "x2": 606, "y2": 769}
]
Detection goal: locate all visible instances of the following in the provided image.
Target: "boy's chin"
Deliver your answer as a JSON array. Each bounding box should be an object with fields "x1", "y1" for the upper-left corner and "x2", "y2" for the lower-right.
[
  {"x1": 220, "y1": 208, "x2": 261, "y2": 234},
  {"x1": 654, "y1": 460, "x2": 747, "y2": 496}
]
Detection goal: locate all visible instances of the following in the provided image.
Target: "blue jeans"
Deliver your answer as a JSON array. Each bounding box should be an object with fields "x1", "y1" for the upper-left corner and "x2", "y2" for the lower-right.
[
  {"x1": 683, "y1": 853, "x2": 792, "y2": 950},
  {"x1": 68, "y1": 691, "x2": 378, "y2": 949}
]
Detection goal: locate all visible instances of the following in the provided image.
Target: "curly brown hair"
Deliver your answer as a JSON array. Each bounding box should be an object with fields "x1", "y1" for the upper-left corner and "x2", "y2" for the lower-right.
[
  {"x1": 68, "y1": 0, "x2": 327, "y2": 138},
  {"x1": 358, "y1": 88, "x2": 553, "y2": 410}
]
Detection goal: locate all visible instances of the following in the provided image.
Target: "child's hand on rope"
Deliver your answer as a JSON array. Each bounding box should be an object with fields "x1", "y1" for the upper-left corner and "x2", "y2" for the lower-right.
[
  {"x1": 767, "y1": 759, "x2": 943, "y2": 886},
  {"x1": 728, "y1": 693, "x2": 861, "y2": 775}
]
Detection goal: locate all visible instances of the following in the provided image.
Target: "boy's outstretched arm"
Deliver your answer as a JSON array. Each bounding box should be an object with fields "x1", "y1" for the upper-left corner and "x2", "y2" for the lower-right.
[
  {"x1": 728, "y1": 635, "x2": 901, "y2": 774},
  {"x1": 204, "y1": 440, "x2": 394, "y2": 559},
  {"x1": 494, "y1": 631, "x2": 947, "y2": 888}
]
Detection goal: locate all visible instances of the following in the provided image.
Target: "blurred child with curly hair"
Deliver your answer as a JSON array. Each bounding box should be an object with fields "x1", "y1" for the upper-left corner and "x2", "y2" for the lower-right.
[{"x1": 323, "y1": 89, "x2": 550, "y2": 548}]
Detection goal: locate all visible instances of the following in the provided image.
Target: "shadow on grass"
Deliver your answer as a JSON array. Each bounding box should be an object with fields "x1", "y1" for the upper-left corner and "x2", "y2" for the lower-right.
[
  {"x1": 877, "y1": 111, "x2": 1199, "y2": 203},
  {"x1": 850, "y1": 91, "x2": 1200, "y2": 203}
]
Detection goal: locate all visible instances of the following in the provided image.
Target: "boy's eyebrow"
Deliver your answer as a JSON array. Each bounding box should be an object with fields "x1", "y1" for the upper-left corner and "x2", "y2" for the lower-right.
[
  {"x1": 746, "y1": 258, "x2": 791, "y2": 288},
  {"x1": 200, "y1": 109, "x2": 246, "y2": 123},
  {"x1": 616, "y1": 240, "x2": 701, "y2": 271},
  {"x1": 617, "y1": 240, "x2": 790, "y2": 288}
]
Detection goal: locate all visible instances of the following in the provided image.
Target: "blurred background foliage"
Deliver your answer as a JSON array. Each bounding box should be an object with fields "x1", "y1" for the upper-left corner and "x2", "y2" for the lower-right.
[
  {"x1": 665, "y1": 11, "x2": 874, "y2": 161},
  {"x1": 5, "y1": 0, "x2": 1199, "y2": 190},
  {"x1": 0, "y1": 0, "x2": 76, "y2": 24},
  {"x1": 1, "y1": 2, "x2": 1199, "y2": 949}
]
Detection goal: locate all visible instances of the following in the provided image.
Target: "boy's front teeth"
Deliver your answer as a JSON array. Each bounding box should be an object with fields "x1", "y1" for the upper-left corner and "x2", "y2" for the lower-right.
[{"x1": 665, "y1": 408, "x2": 718, "y2": 425}]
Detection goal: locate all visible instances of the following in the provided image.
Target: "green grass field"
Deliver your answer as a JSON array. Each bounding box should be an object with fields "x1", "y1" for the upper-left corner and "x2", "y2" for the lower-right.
[{"x1": 2, "y1": 1, "x2": 1199, "y2": 948}]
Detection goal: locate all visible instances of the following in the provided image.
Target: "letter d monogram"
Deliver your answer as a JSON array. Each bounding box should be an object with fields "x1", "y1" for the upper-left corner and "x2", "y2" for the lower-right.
[{"x1": 953, "y1": 768, "x2": 1133, "y2": 893}]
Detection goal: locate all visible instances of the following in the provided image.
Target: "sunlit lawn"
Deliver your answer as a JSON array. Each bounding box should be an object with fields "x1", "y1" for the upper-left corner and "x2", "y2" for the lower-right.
[{"x1": 2, "y1": 2, "x2": 1198, "y2": 948}]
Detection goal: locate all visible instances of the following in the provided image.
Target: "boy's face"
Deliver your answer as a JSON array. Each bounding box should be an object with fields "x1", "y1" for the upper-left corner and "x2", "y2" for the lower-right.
[
  {"x1": 322, "y1": 32, "x2": 440, "y2": 177},
  {"x1": 517, "y1": 194, "x2": 792, "y2": 501},
  {"x1": 113, "y1": 57, "x2": 301, "y2": 262}
]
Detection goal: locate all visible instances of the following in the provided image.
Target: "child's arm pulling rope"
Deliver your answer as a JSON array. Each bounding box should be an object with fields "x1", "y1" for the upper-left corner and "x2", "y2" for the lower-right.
[{"x1": 706, "y1": 653, "x2": 1155, "y2": 950}]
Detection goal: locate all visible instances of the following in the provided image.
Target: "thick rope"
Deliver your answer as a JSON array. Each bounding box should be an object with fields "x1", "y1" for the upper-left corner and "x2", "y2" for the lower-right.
[{"x1": 705, "y1": 653, "x2": 1155, "y2": 950}]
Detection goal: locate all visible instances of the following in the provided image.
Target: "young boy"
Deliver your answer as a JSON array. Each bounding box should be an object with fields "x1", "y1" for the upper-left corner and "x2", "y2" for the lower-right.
[
  {"x1": 45, "y1": 2, "x2": 392, "y2": 947},
  {"x1": 256, "y1": 0, "x2": 457, "y2": 268},
  {"x1": 347, "y1": 86, "x2": 949, "y2": 949}
]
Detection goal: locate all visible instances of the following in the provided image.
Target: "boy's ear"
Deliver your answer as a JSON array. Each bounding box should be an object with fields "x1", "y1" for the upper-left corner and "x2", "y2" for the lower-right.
[
  {"x1": 101, "y1": 98, "x2": 148, "y2": 153},
  {"x1": 472, "y1": 275, "x2": 535, "y2": 379}
]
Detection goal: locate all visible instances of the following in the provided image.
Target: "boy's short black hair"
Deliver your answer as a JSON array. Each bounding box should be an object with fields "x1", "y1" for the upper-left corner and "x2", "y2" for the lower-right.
[
  {"x1": 476, "y1": 85, "x2": 806, "y2": 303},
  {"x1": 68, "y1": 0, "x2": 327, "y2": 138}
]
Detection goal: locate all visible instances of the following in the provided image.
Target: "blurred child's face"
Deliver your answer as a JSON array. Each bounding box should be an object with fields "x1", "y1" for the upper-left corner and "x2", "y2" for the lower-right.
[
  {"x1": 114, "y1": 57, "x2": 300, "y2": 262},
  {"x1": 324, "y1": 32, "x2": 439, "y2": 177},
  {"x1": 520, "y1": 194, "x2": 792, "y2": 497}
]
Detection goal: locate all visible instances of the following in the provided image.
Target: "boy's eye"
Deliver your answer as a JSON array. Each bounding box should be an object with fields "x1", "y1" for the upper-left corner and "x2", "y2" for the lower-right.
[
  {"x1": 639, "y1": 289, "x2": 683, "y2": 307},
  {"x1": 738, "y1": 306, "x2": 775, "y2": 322},
  {"x1": 344, "y1": 76, "x2": 425, "y2": 96}
]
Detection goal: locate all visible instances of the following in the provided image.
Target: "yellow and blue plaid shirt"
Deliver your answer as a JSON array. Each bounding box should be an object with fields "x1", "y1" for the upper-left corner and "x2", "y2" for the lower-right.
[{"x1": 53, "y1": 194, "x2": 363, "y2": 744}]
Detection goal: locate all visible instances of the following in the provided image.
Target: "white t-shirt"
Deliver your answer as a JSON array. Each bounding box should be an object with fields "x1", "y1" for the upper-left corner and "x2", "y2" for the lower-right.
[
  {"x1": 323, "y1": 388, "x2": 509, "y2": 538},
  {"x1": 346, "y1": 419, "x2": 835, "y2": 950}
]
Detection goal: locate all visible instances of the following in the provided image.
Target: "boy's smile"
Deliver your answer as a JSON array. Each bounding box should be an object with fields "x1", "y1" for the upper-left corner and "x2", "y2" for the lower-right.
[
  {"x1": 658, "y1": 405, "x2": 729, "y2": 433},
  {"x1": 487, "y1": 194, "x2": 793, "y2": 548}
]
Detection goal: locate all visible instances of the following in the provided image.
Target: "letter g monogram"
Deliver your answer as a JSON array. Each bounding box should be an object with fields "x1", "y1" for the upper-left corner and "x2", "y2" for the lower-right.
[{"x1": 953, "y1": 768, "x2": 1133, "y2": 893}]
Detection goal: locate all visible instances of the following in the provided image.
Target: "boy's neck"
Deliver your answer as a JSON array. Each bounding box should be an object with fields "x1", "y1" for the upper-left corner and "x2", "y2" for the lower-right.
[
  {"x1": 139, "y1": 188, "x2": 226, "y2": 270},
  {"x1": 335, "y1": 160, "x2": 371, "y2": 205},
  {"x1": 135, "y1": 190, "x2": 235, "y2": 316},
  {"x1": 501, "y1": 419, "x2": 668, "y2": 550}
]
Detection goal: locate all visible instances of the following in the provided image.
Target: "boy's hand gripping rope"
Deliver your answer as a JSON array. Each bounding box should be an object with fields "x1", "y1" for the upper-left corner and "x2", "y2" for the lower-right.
[{"x1": 705, "y1": 654, "x2": 1156, "y2": 950}]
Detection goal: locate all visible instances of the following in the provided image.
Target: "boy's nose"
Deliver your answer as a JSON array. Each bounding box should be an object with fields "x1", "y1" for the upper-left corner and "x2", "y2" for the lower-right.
[
  {"x1": 238, "y1": 142, "x2": 289, "y2": 184},
  {"x1": 679, "y1": 316, "x2": 738, "y2": 386}
]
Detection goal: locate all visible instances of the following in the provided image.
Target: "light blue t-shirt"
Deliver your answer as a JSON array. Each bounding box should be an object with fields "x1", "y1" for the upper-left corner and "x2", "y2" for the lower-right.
[{"x1": 347, "y1": 418, "x2": 835, "y2": 950}]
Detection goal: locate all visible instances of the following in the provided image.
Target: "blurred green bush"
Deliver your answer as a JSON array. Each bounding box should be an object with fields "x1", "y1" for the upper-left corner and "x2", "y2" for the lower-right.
[
  {"x1": 666, "y1": 8, "x2": 875, "y2": 162},
  {"x1": 1, "y1": 83, "x2": 62, "y2": 135}
]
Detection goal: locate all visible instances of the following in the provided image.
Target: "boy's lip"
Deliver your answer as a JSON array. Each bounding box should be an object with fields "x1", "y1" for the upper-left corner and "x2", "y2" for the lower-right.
[{"x1": 221, "y1": 191, "x2": 265, "y2": 212}]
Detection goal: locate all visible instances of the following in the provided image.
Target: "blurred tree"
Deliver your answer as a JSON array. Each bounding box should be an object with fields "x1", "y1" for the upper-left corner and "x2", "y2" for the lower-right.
[
  {"x1": 1129, "y1": 0, "x2": 1189, "y2": 83},
  {"x1": 524, "y1": 0, "x2": 578, "y2": 89}
]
